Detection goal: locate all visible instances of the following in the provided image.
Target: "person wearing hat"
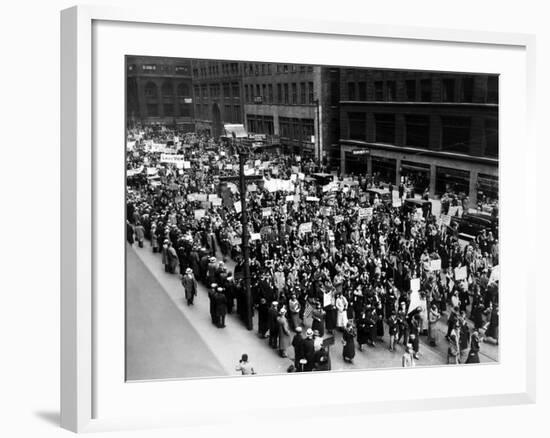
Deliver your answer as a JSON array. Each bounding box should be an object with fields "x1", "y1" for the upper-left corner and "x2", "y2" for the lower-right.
[
  {"x1": 257, "y1": 298, "x2": 270, "y2": 339},
  {"x1": 206, "y1": 256, "x2": 218, "y2": 286},
  {"x1": 342, "y1": 322, "x2": 356, "y2": 363},
  {"x1": 447, "y1": 320, "x2": 461, "y2": 364},
  {"x1": 208, "y1": 283, "x2": 218, "y2": 325},
  {"x1": 402, "y1": 344, "x2": 415, "y2": 367},
  {"x1": 291, "y1": 326, "x2": 305, "y2": 371},
  {"x1": 214, "y1": 287, "x2": 228, "y2": 328},
  {"x1": 302, "y1": 328, "x2": 316, "y2": 372},
  {"x1": 161, "y1": 239, "x2": 170, "y2": 272},
  {"x1": 311, "y1": 301, "x2": 326, "y2": 338},
  {"x1": 268, "y1": 301, "x2": 280, "y2": 349},
  {"x1": 181, "y1": 268, "x2": 197, "y2": 306},
  {"x1": 277, "y1": 307, "x2": 291, "y2": 358}
]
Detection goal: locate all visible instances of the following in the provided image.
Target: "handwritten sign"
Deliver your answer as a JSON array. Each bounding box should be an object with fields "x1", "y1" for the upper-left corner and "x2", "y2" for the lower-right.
[
  {"x1": 234, "y1": 201, "x2": 242, "y2": 213},
  {"x1": 454, "y1": 266, "x2": 467, "y2": 281},
  {"x1": 194, "y1": 209, "x2": 206, "y2": 220},
  {"x1": 410, "y1": 278, "x2": 420, "y2": 292},
  {"x1": 299, "y1": 222, "x2": 313, "y2": 233},
  {"x1": 250, "y1": 233, "x2": 261, "y2": 241},
  {"x1": 428, "y1": 259, "x2": 442, "y2": 272}
]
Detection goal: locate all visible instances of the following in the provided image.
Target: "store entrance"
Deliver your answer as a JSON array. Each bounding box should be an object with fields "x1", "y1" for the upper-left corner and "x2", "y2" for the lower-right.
[{"x1": 401, "y1": 161, "x2": 430, "y2": 196}]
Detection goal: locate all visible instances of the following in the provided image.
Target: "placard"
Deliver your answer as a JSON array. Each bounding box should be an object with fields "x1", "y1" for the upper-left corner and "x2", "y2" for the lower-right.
[
  {"x1": 234, "y1": 201, "x2": 242, "y2": 213},
  {"x1": 410, "y1": 277, "x2": 420, "y2": 292},
  {"x1": 454, "y1": 266, "x2": 468, "y2": 280},
  {"x1": 299, "y1": 222, "x2": 312, "y2": 233},
  {"x1": 194, "y1": 209, "x2": 206, "y2": 220},
  {"x1": 250, "y1": 233, "x2": 261, "y2": 241},
  {"x1": 428, "y1": 259, "x2": 442, "y2": 272}
]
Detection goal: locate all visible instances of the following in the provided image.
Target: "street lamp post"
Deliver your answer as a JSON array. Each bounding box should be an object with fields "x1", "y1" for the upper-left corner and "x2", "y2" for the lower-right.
[
  {"x1": 314, "y1": 98, "x2": 321, "y2": 168},
  {"x1": 237, "y1": 148, "x2": 253, "y2": 331}
]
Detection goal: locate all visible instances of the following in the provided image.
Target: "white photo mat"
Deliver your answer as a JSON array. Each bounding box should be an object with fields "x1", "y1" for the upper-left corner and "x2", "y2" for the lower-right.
[{"x1": 61, "y1": 5, "x2": 536, "y2": 433}]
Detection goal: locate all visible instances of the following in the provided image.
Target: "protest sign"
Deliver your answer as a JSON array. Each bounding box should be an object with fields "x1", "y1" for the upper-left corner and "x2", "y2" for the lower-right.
[
  {"x1": 440, "y1": 214, "x2": 451, "y2": 226},
  {"x1": 234, "y1": 201, "x2": 242, "y2": 213},
  {"x1": 212, "y1": 198, "x2": 222, "y2": 207},
  {"x1": 334, "y1": 215, "x2": 344, "y2": 224},
  {"x1": 187, "y1": 193, "x2": 197, "y2": 202},
  {"x1": 410, "y1": 278, "x2": 420, "y2": 293},
  {"x1": 201, "y1": 201, "x2": 211, "y2": 210},
  {"x1": 454, "y1": 266, "x2": 467, "y2": 280},
  {"x1": 208, "y1": 194, "x2": 220, "y2": 202},
  {"x1": 250, "y1": 233, "x2": 261, "y2": 241},
  {"x1": 299, "y1": 222, "x2": 313, "y2": 233},
  {"x1": 286, "y1": 195, "x2": 295, "y2": 202},
  {"x1": 195, "y1": 194, "x2": 208, "y2": 202},
  {"x1": 262, "y1": 207, "x2": 272, "y2": 217},
  {"x1": 298, "y1": 173, "x2": 305, "y2": 180},
  {"x1": 194, "y1": 209, "x2": 206, "y2": 220},
  {"x1": 306, "y1": 196, "x2": 320, "y2": 202},
  {"x1": 428, "y1": 259, "x2": 442, "y2": 272},
  {"x1": 160, "y1": 154, "x2": 185, "y2": 164}
]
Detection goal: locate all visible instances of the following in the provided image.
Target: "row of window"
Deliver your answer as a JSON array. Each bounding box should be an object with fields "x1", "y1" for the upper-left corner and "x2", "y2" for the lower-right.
[
  {"x1": 243, "y1": 82, "x2": 315, "y2": 105},
  {"x1": 128, "y1": 63, "x2": 190, "y2": 75},
  {"x1": 143, "y1": 81, "x2": 191, "y2": 98},
  {"x1": 245, "y1": 115, "x2": 315, "y2": 142},
  {"x1": 242, "y1": 63, "x2": 314, "y2": 76},
  {"x1": 345, "y1": 76, "x2": 498, "y2": 103},
  {"x1": 145, "y1": 103, "x2": 192, "y2": 118},
  {"x1": 347, "y1": 112, "x2": 498, "y2": 158},
  {"x1": 193, "y1": 83, "x2": 241, "y2": 100},
  {"x1": 192, "y1": 62, "x2": 240, "y2": 78},
  {"x1": 194, "y1": 104, "x2": 242, "y2": 124}
]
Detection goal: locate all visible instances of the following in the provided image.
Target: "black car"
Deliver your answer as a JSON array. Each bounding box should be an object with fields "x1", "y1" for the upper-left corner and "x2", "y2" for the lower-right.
[{"x1": 450, "y1": 212, "x2": 498, "y2": 239}]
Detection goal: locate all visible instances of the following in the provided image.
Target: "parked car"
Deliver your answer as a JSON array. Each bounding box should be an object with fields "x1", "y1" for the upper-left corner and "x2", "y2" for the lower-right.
[
  {"x1": 366, "y1": 188, "x2": 392, "y2": 205},
  {"x1": 450, "y1": 212, "x2": 499, "y2": 239}
]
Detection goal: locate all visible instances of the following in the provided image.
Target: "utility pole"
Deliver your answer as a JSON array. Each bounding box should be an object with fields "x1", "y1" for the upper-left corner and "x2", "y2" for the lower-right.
[
  {"x1": 238, "y1": 149, "x2": 253, "y2": 331},
  {"x1": 314, "y1": 98, "x2": 321, "y2": 168}
]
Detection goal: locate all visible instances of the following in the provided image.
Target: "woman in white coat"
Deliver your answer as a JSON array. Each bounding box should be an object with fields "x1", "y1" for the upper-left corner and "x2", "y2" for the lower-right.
[{"x1": 335, "y1": 292, "x2": 348, "y2": 330}]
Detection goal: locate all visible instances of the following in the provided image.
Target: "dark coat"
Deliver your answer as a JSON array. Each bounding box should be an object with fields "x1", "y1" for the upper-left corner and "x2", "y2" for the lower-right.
[
  {"x1": 181, "y1": 275, "x2": 197, "y2": 300},
  {"x1": 303, "y1": 338, "x2": 315, "y2": 371},
  {"x1": 214, "y1": 292, "x2": 227, "y2": 316}
]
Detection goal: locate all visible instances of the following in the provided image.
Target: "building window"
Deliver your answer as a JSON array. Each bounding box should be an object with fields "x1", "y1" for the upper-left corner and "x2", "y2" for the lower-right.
[
  {"x1": 268, "y1": 84, "x2": 273, "y2": 103},
  {"x1": 487, "y1": 76, "x2": 498, "y2": 103},
  {"x1": 284, "y1": 84, "x2": 289, "y2": 104},
  {"x1": 233, "y1": 105, "x2": 241, "y2": 123},
  {"x1": 386, "y1": 81, "x2": 396, "y2": 101},
  {"x1": 374, "y1": 81, "x2": 383, "y2": 100},
  {"x1": 291, "y1": 83, "x2": 297, "y2": 104},
  {"x1": 300, "y1": 82, "x2": 306, "y2": 104},
  {"x1": 301, "y1": 119, "x2": 314, "y2": 141},
  {"x1": 177, "y1": 83, "x2": 190, "y2": 97},
  {"x1": 175, "y1": 65, "x2": 189, "y2": 75},
  {"x1": 442, "y1": 79, "x2": 456, "y2": 102},
  {"x1": 347, "y1": 82, "x2": 356, "y2": 100},
  {"x1": 405, "y1": 115, "x2": 430, "y2": 148},
  {"x1": 375, "y1": 113, "x2": 395, "y2": 143},
  {"x1": 180, "y1": 104, "x2": 191, "y2": 117},
  {"x1": 420, "y1": 79, "x2": 432, "y2": 101},
  {"x1": 441, "y1": 116, "x2": 471, "y2": 154},
  {"x1": 358, "y1": 81, "x2": 367, "y2": 100},
  {"x1": 164, "y1": 103, "x2": 174, "y2": 116},
  {"x1": 484, "y1": 118, "x2": 498, "y2": 158},
  {"x1": 144, "y1": 82, "x2": 158, "y2": 98},
  {"x1": 194, "y1": 86, "x2": 200, "y2": 99},
  {"x1": 161, "y1": 81, "x2": 173, "y2": 97},
  {"x1": 146, "y1": 103, "x2": 158, "y2": 116},
  {"x1": 348, "y1": 112, "x2": 366, "y2": 141},
  {"x1": 277, "y1": 83, "x2": 282, "y2": 103},
  {"x1": 283, "y1": 64, "x2": 289, "y2": 73},
  {"x1": 262, "y1": 84, "x2": 267, "y2": 100},
  {"x1": 223, "y1": 83, "x2": 230, "y2": 98},
  {"x1": 308, "y1": 82, "x2": 314, "y2": 104},
  {"x1": 460, "y1": 77, "x2": 474, "y2": 102},
  {"x1": 232, "y1": 83, "x2": 240, "y2": 99},
  {"x1": 244, "y1": 85, "x2": 249, "y2": 102},
  {"x1": 405, "y1": 80, "x2": 416, "y2": 101}
]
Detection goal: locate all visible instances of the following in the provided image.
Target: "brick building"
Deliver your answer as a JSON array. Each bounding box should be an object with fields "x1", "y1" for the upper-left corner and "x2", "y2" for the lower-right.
[
  {"x1": 241, "y1": 63, "x2": 339, "y2": 161},
  {"x1": 126, "y1": 56, "x2": 194, "y2": 130},
  {"x1": 338, "y1": 69, "x2": 499, "y2": 204},
  {"x1": 191, "y1": 60, "x2": 244, "y2": 137}
]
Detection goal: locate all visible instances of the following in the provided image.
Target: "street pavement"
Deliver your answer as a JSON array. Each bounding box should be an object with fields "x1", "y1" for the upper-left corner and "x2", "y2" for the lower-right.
[{"x1": 126, "y1": 235, "x2": 497, "y2": 380}]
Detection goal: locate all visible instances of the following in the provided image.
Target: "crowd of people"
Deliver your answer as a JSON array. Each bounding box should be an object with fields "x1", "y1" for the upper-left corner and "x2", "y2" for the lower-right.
[{"x1": 126, "y1": 126, "x2": 500, "y2": 373}]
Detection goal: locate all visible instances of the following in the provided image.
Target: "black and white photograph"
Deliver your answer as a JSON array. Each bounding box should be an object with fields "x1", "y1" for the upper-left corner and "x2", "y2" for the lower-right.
[{"x1": 125, "y1": 56, "x2": 500, "y2": 381}]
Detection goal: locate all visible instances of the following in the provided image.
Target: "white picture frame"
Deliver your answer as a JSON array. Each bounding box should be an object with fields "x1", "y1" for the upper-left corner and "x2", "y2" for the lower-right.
[{"x1": 60, "y1": 5, "x2": 537, "y2": 433}]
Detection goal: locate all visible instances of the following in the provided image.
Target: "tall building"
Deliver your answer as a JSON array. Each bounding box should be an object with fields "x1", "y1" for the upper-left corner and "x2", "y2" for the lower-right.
[
  {"x1": 242, "y1": 62, "x2": 330, "y2": 160},
  {"x1": 191, "y1": 60, "x2": 244, "y2": 137},
  {"x1": 338, "y1": 69, "x2": 499, "y2": 205},
  {"x1": 126, "y1": 56, "x2": 194, "y2": 130}
]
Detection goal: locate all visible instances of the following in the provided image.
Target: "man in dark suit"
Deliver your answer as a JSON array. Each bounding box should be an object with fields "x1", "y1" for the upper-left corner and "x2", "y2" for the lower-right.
[
  {"x1": 291, "y1": 326, "x2": 305, "y2": 371},
  {"x1": 214, "y1": 287, "x2": 228, "y2": 328},
  {"x1": 302, "y1": 328, "x2": 315, "y2": 372},
  {"x1": 267, "y1": 301, "x2": 279, "y2": 348}
]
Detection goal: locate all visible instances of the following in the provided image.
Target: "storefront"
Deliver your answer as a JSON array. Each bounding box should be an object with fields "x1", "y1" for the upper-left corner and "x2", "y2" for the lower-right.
[
  {"x1": 477, "y1": 173, "x2": 499, "y2": 203},
  {"x1": 344, "y1": 150, "x2": 369, "y2": 176},
  {"x1": 400, "y1": 161, "x2": 430, "y2": 194},
  {"x1": 371, "y1": 156, "x2": 396, "y2": 184},
  {"x1": 435, "y1": 166, "x2": 470, "y2": 196}
]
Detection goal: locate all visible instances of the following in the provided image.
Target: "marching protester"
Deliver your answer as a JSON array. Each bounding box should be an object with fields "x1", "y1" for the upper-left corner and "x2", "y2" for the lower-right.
[{"x1": 126, "y1": 127, "x2": 498, "y2": 371}]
